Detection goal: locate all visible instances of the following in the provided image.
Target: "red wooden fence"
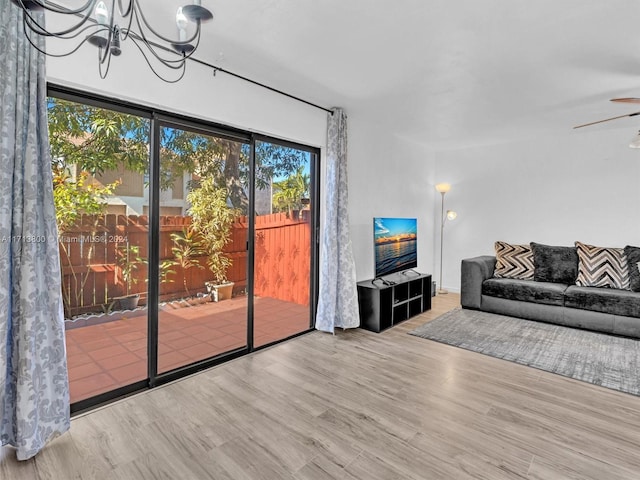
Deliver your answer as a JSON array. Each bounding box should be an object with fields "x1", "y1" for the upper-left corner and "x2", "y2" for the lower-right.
[
  {"x1": 254, "y1": 212, "x2": 311, "y2": 306},
  {"x1": 60, "y1": 211, "x2": 310, "y2": 317}
]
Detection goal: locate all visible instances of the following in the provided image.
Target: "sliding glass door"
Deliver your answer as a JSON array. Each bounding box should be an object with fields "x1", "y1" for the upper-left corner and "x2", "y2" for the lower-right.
[
  {"x1": 48, "y1": 95, "x2": 150, "y2": 404},
  {"x1": 155, "y1": 122, "x2": 249, "y2": 373},
  {"x1": 253, "y1": 139, "x2": 316, "y2": 347},
  {"x1": 48, "y1": 86, "x2": 319, "y2": 412}
]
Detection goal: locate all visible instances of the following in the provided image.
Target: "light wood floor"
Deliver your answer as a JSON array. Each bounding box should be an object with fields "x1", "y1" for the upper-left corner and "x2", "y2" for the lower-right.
[{"x1": 3, "y1": 293, "x2": 640, "y2": 479}]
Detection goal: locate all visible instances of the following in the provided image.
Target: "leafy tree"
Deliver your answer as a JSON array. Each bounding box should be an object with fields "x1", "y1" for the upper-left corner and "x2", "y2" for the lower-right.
[
  {"x1": 48, "y1": 98, "x2": 311, "y2": 213},
  {"x1": 272, "y1": 166, "x2": 310, "y2": 214},
  {"x1": 254, "y1": 142, "x2": 310, "y2": 191},
  {"x1": 48, "y1": 98, "x2": 149, "y2": 177}
]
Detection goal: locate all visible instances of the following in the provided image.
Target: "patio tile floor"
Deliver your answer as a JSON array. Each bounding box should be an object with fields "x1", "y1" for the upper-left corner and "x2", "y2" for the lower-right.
[{"x1": 65, "y1": 296, "x2": 310, "y2": 403}]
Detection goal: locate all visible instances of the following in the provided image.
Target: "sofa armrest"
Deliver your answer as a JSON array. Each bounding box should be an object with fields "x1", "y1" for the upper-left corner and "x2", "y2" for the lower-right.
[{"x1": 461, "y1": 256, "x2": 496, "y2": 309}]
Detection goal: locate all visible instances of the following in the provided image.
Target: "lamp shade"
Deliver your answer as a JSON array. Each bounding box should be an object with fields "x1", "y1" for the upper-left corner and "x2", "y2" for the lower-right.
[
  {"x1": 435, "y1": 183, "x2": 451, "y2": 193},
  {"x1": 446, "y1": 210, "x2": 457, "y2": 221},
  {"x1": 630, "y1": 131, "x2": 640, "y2": 149}
]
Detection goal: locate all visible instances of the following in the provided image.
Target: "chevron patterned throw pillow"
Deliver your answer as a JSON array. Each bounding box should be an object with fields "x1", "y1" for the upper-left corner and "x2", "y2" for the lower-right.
[
  {"x1": 575, "y1": 241, "x2": 630, "y2": 290},
  {"x1": 494, "y1": 241, "x2": 535, "y2": 280}
]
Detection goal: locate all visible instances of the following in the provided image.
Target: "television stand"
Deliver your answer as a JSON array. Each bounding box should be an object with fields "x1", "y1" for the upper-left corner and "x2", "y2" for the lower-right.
[{"x1": 357, "y1": 273, "x2": 432, "y2": 333}]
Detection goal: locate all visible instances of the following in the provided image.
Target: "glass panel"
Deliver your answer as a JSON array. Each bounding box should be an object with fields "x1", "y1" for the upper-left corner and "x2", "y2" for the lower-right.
[
  {"x1": 253, "y1": 141, "x2": 313, "y2": 347},
  {"x1": 157, "y1": 126, "x2": 248, "y2": 373},
  {"x1": 48, "y1": 97, "x2": 150, "y2": 403}
]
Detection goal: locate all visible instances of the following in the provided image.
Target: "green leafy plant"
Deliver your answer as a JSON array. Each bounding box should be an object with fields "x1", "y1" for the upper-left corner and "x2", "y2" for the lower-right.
[
  {"x1": 158, "y1": 260, "x2": 177, "y2": 286},
  {"x1": 187, "y1": 178, "x2": 238, "y2": 285},
  {"x1": 54, "y1": 171, "x2": 120, "y2": 317},
  {"x1": 117, "y1": 244, "x2": 144, "y2": 296},
  {"x1": 53, "y1": 171, "x2": 120, "y2": 234},
  {"x1": 170, "y1": 226, "x2": 205, "y2": 296}
]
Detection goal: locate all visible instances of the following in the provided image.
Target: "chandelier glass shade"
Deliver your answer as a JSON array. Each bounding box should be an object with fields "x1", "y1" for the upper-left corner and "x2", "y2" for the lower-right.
[{"x1": 11, "y1": 0, "x2": 213, "y2": 82}]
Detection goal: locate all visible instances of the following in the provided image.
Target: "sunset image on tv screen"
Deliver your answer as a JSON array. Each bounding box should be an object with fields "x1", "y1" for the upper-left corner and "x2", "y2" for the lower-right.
[{"x1": 374, "y1": 217, "x2": 417, "y2": 277}]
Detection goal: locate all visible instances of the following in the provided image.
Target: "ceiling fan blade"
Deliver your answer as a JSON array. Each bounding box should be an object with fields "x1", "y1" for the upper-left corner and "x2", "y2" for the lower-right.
[
  {"x1": 573, "y1": 111, "x2": 640, "y2": 129},
  {"x1": 611, "y1": 98, "x2": 640, "y2": 104}
]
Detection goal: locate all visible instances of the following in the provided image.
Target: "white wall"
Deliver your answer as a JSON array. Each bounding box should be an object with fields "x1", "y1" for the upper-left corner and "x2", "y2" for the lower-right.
[
  {"x1": 348, "y1": 114, "x2": 436, "y2": 281},
  {"x1": 345, "y1": 116, "x2": 640, "y2": 295},
  {"x1": 433, "y1": 129, "x2": 640, "y2": 292}
]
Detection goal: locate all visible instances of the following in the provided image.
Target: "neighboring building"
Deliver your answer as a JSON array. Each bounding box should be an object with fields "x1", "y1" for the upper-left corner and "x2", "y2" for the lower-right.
[
  {"x1": 92, "y1": 164, "x2": 273, "y2": 217},
  {"x1": 91, "y1": 164, "x2": 190, "y2": 216}
]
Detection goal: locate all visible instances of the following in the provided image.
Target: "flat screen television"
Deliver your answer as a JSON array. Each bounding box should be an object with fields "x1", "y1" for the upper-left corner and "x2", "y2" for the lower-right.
[{"x1": 374, "y1": 217, "x2": 418, "y2": 277}]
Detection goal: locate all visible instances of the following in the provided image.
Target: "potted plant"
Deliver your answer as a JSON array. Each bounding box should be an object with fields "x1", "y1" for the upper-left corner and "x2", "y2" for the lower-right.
[
  {"x1": 204, "y1": 251, "x2": 234, "y2": 302},
  {"x1": 187, "y1": 178, "x2": 238, "y2": 302},
  {"x1": 116, "y1": 244, "x2": 144, "y2": 310}
]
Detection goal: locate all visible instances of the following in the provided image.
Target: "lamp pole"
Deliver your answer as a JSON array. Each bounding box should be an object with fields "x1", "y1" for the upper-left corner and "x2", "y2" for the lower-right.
[
  {"x1": 435, "y1": 183, "x2": 452, "y2": 294},
  {"x1": 438, "y1": 191, "x2": 448, "y2": 294}
]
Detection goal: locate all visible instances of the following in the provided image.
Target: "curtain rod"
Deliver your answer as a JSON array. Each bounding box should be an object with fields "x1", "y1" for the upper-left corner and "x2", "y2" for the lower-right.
[{"x1": 188, "y1": 57, "x2": 334, "y2": 115}]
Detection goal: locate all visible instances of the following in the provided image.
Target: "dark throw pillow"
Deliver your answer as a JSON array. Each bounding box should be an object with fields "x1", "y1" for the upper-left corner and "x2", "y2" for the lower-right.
[
  {"x1": 530, "y1": 242, "x2": 578, "y2": 284},
  {"x1": 493, "y1": 241, "x2": 534, "y2": 280},
  {"x1": 625, "y1": 245, "x2": 640, "y2": 292}
]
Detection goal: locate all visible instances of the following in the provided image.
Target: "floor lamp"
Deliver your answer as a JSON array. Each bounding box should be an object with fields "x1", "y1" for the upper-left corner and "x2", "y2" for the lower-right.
[{"x1": 435, "y1": 183, "x2": 457, "y2": 294}]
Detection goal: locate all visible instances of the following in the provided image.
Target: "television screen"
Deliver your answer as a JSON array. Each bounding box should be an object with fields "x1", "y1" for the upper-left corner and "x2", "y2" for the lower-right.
[{"x1": 374, "y1": 217, "x2": 418, "y2": 277}]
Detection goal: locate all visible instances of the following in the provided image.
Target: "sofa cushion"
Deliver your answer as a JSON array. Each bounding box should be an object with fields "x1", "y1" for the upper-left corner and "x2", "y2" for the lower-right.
[
  {"x1": 575, "y1": 241, "x2": 629, "y2": 290},
  {"x1": 482, "y1": 278, "x2": 568, "y2": 306},
  {"x1": 530, "y1": 242, "x2": 578, "y2": 284},
  {"x1": 624, "y1": 245, "x2": 640, "y2": 292},
  {"x1": 564, "y1": 286, "x2": 640, "y2": 319},
  {"x1": 493, "y1": 241, "x2": 534, "y2": 280}
]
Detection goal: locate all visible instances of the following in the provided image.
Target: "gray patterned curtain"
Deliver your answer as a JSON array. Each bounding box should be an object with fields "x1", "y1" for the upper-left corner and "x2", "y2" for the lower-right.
[
  {"x1": 316, "y1": 108, "x2": 360, "y2": 332},
  {"x1": 0, "y1": 0, "x2": 70, "y2": 460}
]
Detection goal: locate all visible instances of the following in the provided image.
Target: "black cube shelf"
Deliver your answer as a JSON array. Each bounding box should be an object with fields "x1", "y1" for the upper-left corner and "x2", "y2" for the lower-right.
[{"x1": 356, "y1": 273, "x2": 432, "y2": 333}]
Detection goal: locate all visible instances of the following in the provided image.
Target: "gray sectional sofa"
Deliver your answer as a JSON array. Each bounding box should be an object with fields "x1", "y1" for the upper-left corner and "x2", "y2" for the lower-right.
[{"x1": 461, "y1": 252, "x2": 640, "y2": 339}]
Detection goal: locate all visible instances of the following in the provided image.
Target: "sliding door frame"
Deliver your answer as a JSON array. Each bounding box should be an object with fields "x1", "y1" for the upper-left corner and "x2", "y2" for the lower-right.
[
  {"x1": 48, "y1": 84, "x2": 320, "y2": 414},
  {"x1": 151, "y1": 115, "x2": 252, "y2": 385},
  {"x1": 250, "y1": 134, "x2": 320, "y2": 351}
]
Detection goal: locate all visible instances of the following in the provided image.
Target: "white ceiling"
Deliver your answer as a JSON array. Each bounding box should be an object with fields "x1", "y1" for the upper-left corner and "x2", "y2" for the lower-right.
[{"x1": 154, "y1": 0, "x2": 640, "y2": 149}]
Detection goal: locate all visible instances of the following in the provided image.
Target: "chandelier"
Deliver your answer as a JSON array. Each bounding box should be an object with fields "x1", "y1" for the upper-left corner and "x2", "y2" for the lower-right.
[{"x1": 12, "y1": 0, "x2": 214, "y2": 82}]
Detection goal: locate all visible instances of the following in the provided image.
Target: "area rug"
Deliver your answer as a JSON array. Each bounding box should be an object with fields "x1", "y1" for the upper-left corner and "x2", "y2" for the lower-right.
[{"x1": 409, "y1": 308, "x2": 640, "y2": 396}]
